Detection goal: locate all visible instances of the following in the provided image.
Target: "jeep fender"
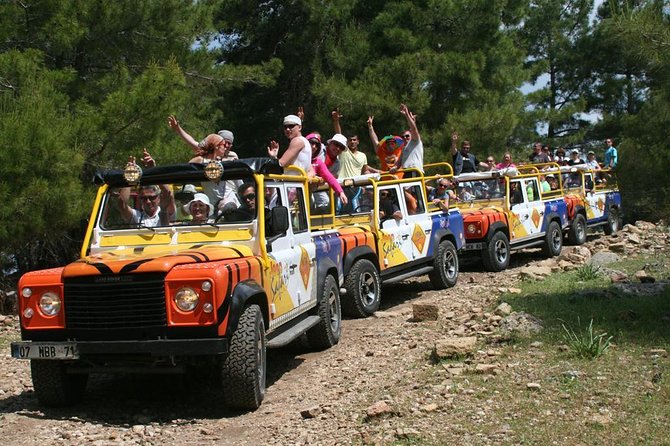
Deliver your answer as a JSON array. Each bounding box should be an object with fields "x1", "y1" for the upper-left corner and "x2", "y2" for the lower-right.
[
  {"x1": 343, "y1": 245, "x2": 378, "y2": 276},
  {"x1": 430, "y1": 228, "x2": 456, "y2": 253},
  {"x1": 224, "y1": 280, "x2": 268, "y2": 338},
  {"x1": 317, "y1": 257, "x2": 339, "y2": 302},
  {"x1": 485, "y1": 221, "x2": 509, "y2": 242},
  {"x1": 543, "y1": 211, "x2": 563, "y2": 230}
]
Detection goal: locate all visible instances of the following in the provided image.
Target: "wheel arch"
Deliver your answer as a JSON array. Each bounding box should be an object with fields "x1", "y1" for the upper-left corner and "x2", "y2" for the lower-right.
[
  {"x1": 226, "y1": 280, "x2": 269, "y2": 337},
  {"x1": 485, "y1": 221, "x2": 509, "y2": 242},
  {"x1": 317, "y1": 257, "x2": 339, "y2": 303},
  {"x1": 343, "y1": 245, "x2": 379, "y2": 276}
]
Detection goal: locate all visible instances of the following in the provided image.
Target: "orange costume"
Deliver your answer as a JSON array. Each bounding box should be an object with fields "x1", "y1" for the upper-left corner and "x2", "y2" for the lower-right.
[{"x1": 376, "y1": 135, "x2": 405, "y2": 177}]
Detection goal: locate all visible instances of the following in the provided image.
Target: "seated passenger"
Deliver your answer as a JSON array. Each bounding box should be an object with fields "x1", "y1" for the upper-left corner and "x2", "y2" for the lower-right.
[
  {"x1": 379, "y1": 190, "x2": 402, "y2": 221},
  {"x1": 307, "y1": 133, "x2": 348, "y2": 213},
  {"x1": 547, "y1": 175, "x2": 559, "y2": 190},
  {"x1": 510, "y1": 183, "x2": 523, "y2": 204},
  {"x1": 222, "y1": 183, "x2": 257, "y2": 222},
  {"x1": 540, "y1": 175, "x2": 551, "y2": 193},
  {"x1": 429, "y1": 178, "x2": 457, "y2": 212},
  {"x1": 404, "y1": 187, "x2": 418, "y2": 215},
  {"x1": 116, "y1": 184, "x2": 175, "y2": 227},
  {"x1": 459, "y1": 185, "x2": 474, "y2": 202},
  {"x1": 183, "y1": 193, "x2": 214, "y2": 224}
]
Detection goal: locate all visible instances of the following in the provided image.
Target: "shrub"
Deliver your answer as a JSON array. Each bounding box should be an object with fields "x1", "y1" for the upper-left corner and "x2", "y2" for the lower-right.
[
  {"x1": 561, "y1": 318, "x2": 613, "y2": 359},
  {"x1": 575, "y1": 264, "x2": 602, "y2": 281}
]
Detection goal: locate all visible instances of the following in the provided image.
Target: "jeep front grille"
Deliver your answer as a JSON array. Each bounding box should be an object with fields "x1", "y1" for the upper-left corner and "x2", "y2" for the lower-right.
[{"x1": 64, "y1": 273, "x2": 167, "y2": 330}]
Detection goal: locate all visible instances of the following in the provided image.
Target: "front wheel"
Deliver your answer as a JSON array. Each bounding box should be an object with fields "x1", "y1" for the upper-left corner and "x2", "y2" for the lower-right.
[
  {"x1": 604, "y1": 207, "x2": 620, "y2": 235},
  {"x1": 428, "y1": 239, "x2": 459, "y2": 289},
  {"x1": 567, "y1": 214, "x2": 587, "y2": 245},
  {"x1": 482, "y1": 231, "x2": 510, "y2": 272},
  {"x1": 542, "y1": 220, "x2": 563, "y2": 257},
  {"x1": 221, "y1": 304, "x2": 266, "y2": 411},
  {"x1": 306, "y1": 274, "x2": 342, "y2": 350},
  {"x1": 31, "y1": 360, "x2": 88, "y2": 407},
  {"x1": 342, "y1": 259, "x2": 381, "y2": 318}
]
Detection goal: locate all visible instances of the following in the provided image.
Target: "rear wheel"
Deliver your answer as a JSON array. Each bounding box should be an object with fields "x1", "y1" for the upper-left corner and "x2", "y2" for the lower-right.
[
  {"x1": 428, "y1": 239, "x2": 459, "y2": 289},
  {"x1": 604, "y1": 207, "x2": 620, "y2": 235},
  {"x1": 567, "y1": 214, "x2": 587, "y2": 245},
  {"x1": 482, "y1": 231, "x2": 510, "y2": 272},
  {"x1": 221, "y1": 304, "x2": 266, "y2": 411},
  {"x1": 306, "y1": 275, "x2": 342, "y2": 350},
  {"x1": 342, "y1": 259, "x2": 380, "y2": 318},
  {"x1": 31, "y1": 360, "x2": 88, "y2": 407},
  {"x1": 542, "y1": 221, "x2": 563, "y2": 257}
]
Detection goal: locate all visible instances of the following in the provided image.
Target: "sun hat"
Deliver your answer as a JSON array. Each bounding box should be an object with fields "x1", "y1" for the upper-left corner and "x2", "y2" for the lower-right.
[
  {"x1": 327, "y1": 133, "x2": 348, "y2": 148},
  {"x1": 183, "y1": 193, "x2": 213, "y2": 216},
  {"x1": 283, "y1": 115, "x2": 302, "y2": 126},
  {"x1": 217, "y1": 130, "x2": 234, "y2": 143},
  {"x1": 587, "y1": 150, "x2": 595, "y2": 155}
]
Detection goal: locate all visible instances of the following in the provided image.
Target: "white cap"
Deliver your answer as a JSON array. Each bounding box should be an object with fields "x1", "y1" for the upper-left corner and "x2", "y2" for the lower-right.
[
  {"x1": 327, "y1": 133, "x2": 348, "y2": 148},
  {"x1": 183, "y1": 193, "x2": 213, "y2": 216},
  {"x1": 283, "y1": 115, "x2": 302, "y2": 126}
]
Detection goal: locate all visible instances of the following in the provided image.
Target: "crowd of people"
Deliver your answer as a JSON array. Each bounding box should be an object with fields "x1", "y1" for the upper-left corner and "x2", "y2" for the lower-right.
[{"x1": 115, "y1": 107, "x2": 619, "y2": 227}]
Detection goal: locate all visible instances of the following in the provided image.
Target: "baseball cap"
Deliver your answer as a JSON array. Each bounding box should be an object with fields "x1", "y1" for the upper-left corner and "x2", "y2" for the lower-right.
[{"x1": 217, "y1": 130, "x2": 234, "y2": 143}]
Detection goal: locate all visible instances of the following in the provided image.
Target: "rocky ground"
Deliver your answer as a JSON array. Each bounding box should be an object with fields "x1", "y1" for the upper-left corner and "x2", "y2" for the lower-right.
[{"x1": 0, "y1": 222, "x2": 667, "y2": 445}]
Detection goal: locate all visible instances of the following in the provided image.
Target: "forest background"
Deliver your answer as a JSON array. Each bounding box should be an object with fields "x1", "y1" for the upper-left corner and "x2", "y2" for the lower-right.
[{"x1": 0, "y1": 0, "x2": 668, "y2": 276}]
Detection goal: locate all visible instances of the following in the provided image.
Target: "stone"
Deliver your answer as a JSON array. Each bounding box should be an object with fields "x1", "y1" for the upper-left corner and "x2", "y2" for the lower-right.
[
  {"x1": 519, "y1": 266, "x2": 552, "y2": 279},
  {"x1": 610, "y1": 271, "x2": 629, "y2": 283},
  {"x1": 495, "y1": 302, "x2": 512, "y2": 316},
  {"x1": 609, "y1": 242, "x2": 626, "y2": 253},
  {"x1": 499, "y1": 312, "x2": 543, "y2": 335},
  {"x1": 421, "y1": 403, "x2": 439, "y2": 412},
  {"x1": 365, "y1": 401, "x2": 395, "y2": 418},
  {"x1": 627, "y1": 233, "x2": 642, "y2": 244},
  {"x1": 526, "y1": 382, "x2": 541, "y2": 391},
  {"x1": 432, "y1": 337, "x2": 478, "y2": 359},
  {"x1": 412, "y1": 303, "x2": 439, "y2": 322},
  {"x1": 474, "y1": 364, "x2": 499, "y2": 375},
  {"x1": 624, "y1": 224, "x2": 643, "y2": 234},
  {"x1": 634, "y1": 270, "x2": 656, "y2": 283},
  {"x1": 588, "y1": 251, "x2": 621, "y2": 267},
  {"x1": 300, "y1": 406, "x2": 320, "y2": 419},
  {"x1": 530, "y1": 341, "x2": 543, "y2": 348},
  {"x1": 646, "y1": 349, "x2": 668, "y2": 358},
  {"x1": 508, "y1": 287, "x2": 522, "y2": 294},
  {"x1": 634, "y1": 220, "x2": 655, "y2": 230}
]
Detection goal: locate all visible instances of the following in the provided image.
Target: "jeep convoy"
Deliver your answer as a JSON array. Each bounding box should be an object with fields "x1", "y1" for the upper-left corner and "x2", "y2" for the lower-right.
[{"x1": 10, "y1": 158, "x2": 621, "y2": 410}]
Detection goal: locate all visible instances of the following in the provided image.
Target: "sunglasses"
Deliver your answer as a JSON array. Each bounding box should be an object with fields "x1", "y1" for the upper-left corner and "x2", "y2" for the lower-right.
[
  {"x1": 243, "y1": 194, "x2": 256, "y2": 201},
  {"x1": 141, "y1": 195, "x2": 159, "y2": 202},
  {"x1": 403, "y1": 134, "x2": 411, "y2": 139},
  {"x1": 309, "y1": 139, "x2": 320, "y2": 145},
  {"x1": 487, "y1": 159, "x2": 494, "y2": 163},
  {"x1": 437, "y1": 183, "x2": 448, "y2": 188},
  {"x1": 283, "y1": 124, "x2": 297, "y2": 130}
]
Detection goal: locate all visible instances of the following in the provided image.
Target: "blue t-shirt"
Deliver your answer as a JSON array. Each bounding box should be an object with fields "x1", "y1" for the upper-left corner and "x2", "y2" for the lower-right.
[{"x1": 604, "y1": 146, "x2": 618, "y2": 168}]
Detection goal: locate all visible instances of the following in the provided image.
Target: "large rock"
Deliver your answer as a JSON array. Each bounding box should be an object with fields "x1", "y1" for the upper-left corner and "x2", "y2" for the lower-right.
[
  {"x1": 365, "y1": 401, "x2": 396, "y2": 418},
  {"x1": 609, "y1": 242, "x2": 627, "y2": 253},
  {"x1": 432, "y1": 336, "x2": 478, "y2": 359},
  {"x1": 634, "y1": 220, "x2": 656, "y2": 231},
  {"x1": 519, "y1": 266, "x2": 552, "y2": 280},
  {"x1": 623, "y1": 224, "x2": 643, "y2": 234},
  {"x1": 588, "y1": 251, "x2": 621, "y2": 267},
  {"x1": 499, "y1": 312, "x2": 543, "y2": 335},
  {"x1": 412, "y1": 303, "x2": 439, "y2": 322},
  {"x1": 495, "y1": 302, "x2": 513, "y2": 316}
]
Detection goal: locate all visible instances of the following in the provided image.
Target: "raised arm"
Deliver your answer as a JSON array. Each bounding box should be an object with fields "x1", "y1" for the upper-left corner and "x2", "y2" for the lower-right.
[
  {"x1": 168, "y1": 115, "x2": 200, "y2": 154},
  {"x1": 367, "y1": 115, "x2": 379, "y2": 148},
  {"x1": 400, "y1": 104, "x2": 420, "y2": 141},
  {"x1": 331, "y1": 109, "x2": 342, "y2": 134},
  {"x1": 450, "y1": 131, "x2": 459, "y2": 157}
]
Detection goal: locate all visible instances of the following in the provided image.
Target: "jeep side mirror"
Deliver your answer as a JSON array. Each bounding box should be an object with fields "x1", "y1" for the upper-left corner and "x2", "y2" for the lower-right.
[{"x1": 266, "y1": 206, "x2": 289, "y2": 251}]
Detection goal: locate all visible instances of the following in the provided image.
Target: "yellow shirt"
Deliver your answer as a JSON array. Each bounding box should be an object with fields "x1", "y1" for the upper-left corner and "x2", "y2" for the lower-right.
[{"x1": 338, "y1": 149, "x2": 367, "y2": 179}]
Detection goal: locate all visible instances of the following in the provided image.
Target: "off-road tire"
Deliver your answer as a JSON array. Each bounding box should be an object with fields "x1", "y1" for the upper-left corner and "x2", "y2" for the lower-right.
[
  {"x1": 482, "y1": 231, "x2": 510, "y2": 272},
  {"x1": 342, "y1": 259, "x2": 381, "y2": 317},
  {"x1": 30, "y1": 360, "x2": 88, "y2": 407},
  {"x1": 604, "y1": 207, "x2": 620, "y2": 235},
  {"x1": 221, "y1": 304, "x2": 266, "y2": 411},
  {"x1": 428, "y1": 239, "x2": 459, "y2": 289},
  {"x1": 306, "y1": 274, "x2": 342, "y2": 350},
  {"x1": 567, "y1": 213, "x2": 587, "y2": 245},
  {"x1": 542, "y1": 221, "x2": 563, "y2": 257}
]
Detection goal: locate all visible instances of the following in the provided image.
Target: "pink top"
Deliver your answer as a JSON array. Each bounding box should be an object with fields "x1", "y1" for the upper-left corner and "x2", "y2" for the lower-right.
[
  {"x1": 496, "y1": 161, "x2": 516, "y2": 169},
  {"x1": 312, "y1": 158, "x2": 343, "y2": 194}
]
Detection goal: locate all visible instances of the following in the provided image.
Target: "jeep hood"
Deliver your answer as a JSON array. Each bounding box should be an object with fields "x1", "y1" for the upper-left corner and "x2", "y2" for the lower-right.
[{"x1": 63, "y1": 244, "x2": 253, "y2": 278}]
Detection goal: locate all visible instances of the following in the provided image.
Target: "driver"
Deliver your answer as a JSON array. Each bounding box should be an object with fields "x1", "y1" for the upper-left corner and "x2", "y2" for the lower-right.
[{"x1": 116, "y1": 184, "x2": 175, "y2": 227}]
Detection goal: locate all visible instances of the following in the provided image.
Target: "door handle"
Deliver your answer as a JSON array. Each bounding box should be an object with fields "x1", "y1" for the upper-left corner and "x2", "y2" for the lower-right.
[
  {"x1": 402, "y1": 234, "x2": 409, "y2": 240},
  {"x1": 425, "y1": 229, "x2": 432, "y2": 234},
  {"x1": 289, "y1": 264, "x2": 297, "y2": 273}
]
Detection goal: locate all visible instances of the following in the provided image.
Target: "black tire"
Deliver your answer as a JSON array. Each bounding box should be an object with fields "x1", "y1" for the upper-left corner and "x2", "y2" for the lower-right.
[
  {"x1": 342, "y1": 259, "x2": 381, "y2": 318},
  {"x1": 604, "y1": 207, "x2": 620, "y2": 235},
  {"x1": 221, "y1": 304, "x2": 266, "y2": 410},
  {"x1": 481, "y1": 231, "x2": 510, "y2": 272},
  {"x1": 567, "y1": 213, "x2": 587, "y2": 245},
  {"x1": 428, "y1": 239, "x2": 459, "y2": 289},
  {"x1": 306, "y1": 275, "x2": 342, "y2": 350},
  {"x1": 30, "y1": 360, "x2": 88, "y2": 407},
  {"x1": 542, "y1": 220, "x2": 563, "y2": 257}
]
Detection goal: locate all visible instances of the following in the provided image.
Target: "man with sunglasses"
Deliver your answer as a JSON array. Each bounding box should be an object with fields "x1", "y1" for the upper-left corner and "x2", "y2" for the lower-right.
[
  {"x1": 429, "y1": 178, "x2": 457, "y2": 212},
  {"x1": 394, "y1": 103, "x2": 424, "y2": 177},
  {"x1": 116, "y1": 184, "x2": 175, "y2": 227},
  {"x1": 450, "y1": 131, "x2": 490, "y2": 175},
  {"x1": 331, "y1": 111, "x2": 377, "y2": 178}
]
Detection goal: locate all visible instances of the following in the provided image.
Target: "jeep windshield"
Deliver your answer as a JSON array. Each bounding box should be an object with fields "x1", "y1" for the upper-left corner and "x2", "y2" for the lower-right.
[
  {"x1": 456, "y1": 178, "x2": 505, "y2": 202},
  {"x1": 99, "y1": 178, "x2": 257, "y2": 230}
]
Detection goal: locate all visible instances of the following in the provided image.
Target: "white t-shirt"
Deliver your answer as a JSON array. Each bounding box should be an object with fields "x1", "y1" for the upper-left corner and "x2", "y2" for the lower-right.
[
  {"x1": 401, "y1": 138, "x2": 424, "y2": 172},
  {"x1": 130, "y1": 207, "x2": 162, "y2": 227},
  {"x1": 292, "y1": 136, "x2": 312, "y2": 172}
]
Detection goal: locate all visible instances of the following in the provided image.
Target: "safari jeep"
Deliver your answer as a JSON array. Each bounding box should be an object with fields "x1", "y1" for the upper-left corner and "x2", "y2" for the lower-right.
[
  {"x1": 11, "y1": 160, "x2": 342, "y2": 410},
  {"x1": 310, "y1": 165, "x2": 465, "y2": 317},
  {"x1": 456, "y1": 168, "x2": 569, "y2": 272},
  {"x1": 559, "y1": 165, "x2": 623, "y2": 244}
]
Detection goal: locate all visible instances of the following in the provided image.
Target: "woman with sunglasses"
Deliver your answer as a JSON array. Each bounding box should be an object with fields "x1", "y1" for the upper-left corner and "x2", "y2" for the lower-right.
[{"x1": 306, "y1": 133, "x2": 348, "y2": 212}]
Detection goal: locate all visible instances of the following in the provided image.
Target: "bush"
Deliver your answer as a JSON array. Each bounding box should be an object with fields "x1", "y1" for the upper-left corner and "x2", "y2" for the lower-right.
[{"x1": 561, "y1": 318, "x2": 613, "y2": 359}]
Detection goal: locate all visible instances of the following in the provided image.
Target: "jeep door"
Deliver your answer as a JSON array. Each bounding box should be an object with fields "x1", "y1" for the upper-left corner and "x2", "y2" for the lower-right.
[
  {"x1": 266, "y1": 183, "x2": 316, "y2": 326},
  {"x1": 376, "y1": 185, "x2": 414, "y2": 271},
  {"x1": 402, "y1": 183, "x2": 432, "y2": 260},
  {"x1": 508, "y1": 178, "x2": 544, "y2": 242},
  {"x1": 583, "y1": 172, "x2": 606, "y2": 222}
]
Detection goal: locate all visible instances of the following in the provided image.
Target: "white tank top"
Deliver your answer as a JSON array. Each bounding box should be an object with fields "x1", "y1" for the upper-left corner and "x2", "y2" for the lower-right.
[{"x1": 292, "y1": 136, "x2": 312, "y2": 173}]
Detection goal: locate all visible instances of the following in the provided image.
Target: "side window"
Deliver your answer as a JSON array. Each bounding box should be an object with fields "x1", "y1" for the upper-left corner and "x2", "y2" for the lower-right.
[
  {"x1": 525, "y1": 179, "x2": 540, "y2": 202},
  {"x1": 265, "y1": 185, "x2": 281, "y2": 209},
  {"x1": 378, "y1": 187, "x2": 401, "y2": 222},
  {"x1": 403, "y1": 184, "x2": 425, "y2": 215},
  {"x1": 510, "y1": 181, "x2": 523, "y2": 204},
  {"x1": 287, "y1": 186, "x2": 308, "y2": 233}
]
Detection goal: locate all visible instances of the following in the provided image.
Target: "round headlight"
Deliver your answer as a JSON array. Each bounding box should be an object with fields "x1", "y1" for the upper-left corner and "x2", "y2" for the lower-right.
[
  {"x1": 22, "y1": 288, "x2": 32, "y2": 298},
  {"x1": 23, "y1": 308, "x2": 34, "y2": 319},
  {"x1": 174, "y1": 287, "x2": 199, "y2": 312},
  {"x1": 466, "y1": 223, "x2": 477, "y2": 234},
  {"x1": 39, "y1": 292, "x2": 61, "y2": 316},
  {"x1": 201, "y1": 280, "x2": 212, "y2": 292}
]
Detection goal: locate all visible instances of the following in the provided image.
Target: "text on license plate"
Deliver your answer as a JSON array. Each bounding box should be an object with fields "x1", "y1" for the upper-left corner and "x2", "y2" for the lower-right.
[{"x1": 11, "y1": 343, "x2": 79, "y2": 359}]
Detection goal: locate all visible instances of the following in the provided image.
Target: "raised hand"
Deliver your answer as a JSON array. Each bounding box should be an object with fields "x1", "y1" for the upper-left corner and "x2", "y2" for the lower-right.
[
  {"x1": 331, "y1": 109, "x2": 342, "y2": 122},
  {"x1": 167, "y1": 115, "x2": 180, "y2": 132},
  {"x1": 267, "y1": 140, "x2": 280, "y2": 158},
  {"x1": 141, "y1": 148, "x2": 155, "y2": 168},
  {"x1": 296, "y1": 106, "x2": 305, "y2": 121},
  {"x1": 367, "y1": 115, "x2": 374, "y2": 128}
]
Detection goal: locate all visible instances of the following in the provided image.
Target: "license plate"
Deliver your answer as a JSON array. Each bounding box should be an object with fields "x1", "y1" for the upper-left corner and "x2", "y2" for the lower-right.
[
  {"x1": 11, "y1": 342, "x2": 79, "y2": 360},
  {"x1": 464, "y1": 242, "x2": 484, "y2": 251}
]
